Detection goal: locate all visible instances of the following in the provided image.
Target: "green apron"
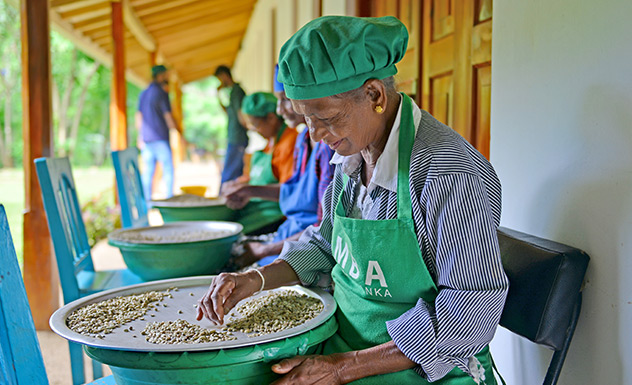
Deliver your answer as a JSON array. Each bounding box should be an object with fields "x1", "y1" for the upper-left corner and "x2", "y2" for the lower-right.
[
  {"x1": 236, "y1": 124, "x2": 286, "y2": 233},
  {"x1": 322, "y1": 94, "x2": 495, "y2": 384}
]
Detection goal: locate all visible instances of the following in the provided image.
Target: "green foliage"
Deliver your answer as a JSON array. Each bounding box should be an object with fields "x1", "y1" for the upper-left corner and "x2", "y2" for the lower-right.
[
  {"x1": 183, "y1": 77, "x2": 227, "y2": 156},
  {"x1": 81, "y1": 188, "x2": 121, "y2": 247},
  {"x1": 0, "y1": 0, "x2": 22, "y2": 168},
  {"x1": 0, "y1": 0, "x2": 145, "y2": 169}
]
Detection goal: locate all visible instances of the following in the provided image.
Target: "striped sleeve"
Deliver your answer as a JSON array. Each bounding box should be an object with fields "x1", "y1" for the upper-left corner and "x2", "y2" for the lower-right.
[
  {"x1": 314, "y1": 145, "x2": 336, "y2": 223},
  {"x1": 278, "y1": 165, "x2": 343, "y2": 288},
  {"x1": 386, "y1": 173, "x2": 509, "y2": 381}
]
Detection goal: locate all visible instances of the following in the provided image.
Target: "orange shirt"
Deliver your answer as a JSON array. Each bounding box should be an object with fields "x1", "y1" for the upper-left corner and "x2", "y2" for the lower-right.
[{"x1": 266, "y1": 126, "x2": 298, "y2": 183}]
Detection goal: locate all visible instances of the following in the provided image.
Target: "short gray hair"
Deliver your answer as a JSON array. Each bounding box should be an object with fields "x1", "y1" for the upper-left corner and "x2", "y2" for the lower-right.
[{"x1": 331, "y1": 76, "x2": 397, "y2": 100}]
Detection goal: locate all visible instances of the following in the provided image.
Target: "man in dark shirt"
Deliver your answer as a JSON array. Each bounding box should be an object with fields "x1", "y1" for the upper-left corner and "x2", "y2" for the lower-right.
[
  {"x1": 214, "y1": 65, "x2": 249, "y2": 185},
  {"x1": 136, "y1": 65, "x2": 182, "y2": 200}
]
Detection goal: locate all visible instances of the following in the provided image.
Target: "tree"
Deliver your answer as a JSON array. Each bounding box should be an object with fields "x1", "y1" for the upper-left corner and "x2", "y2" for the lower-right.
[
  {"x1": 51, "y1": 33, "x2": 102, "y2": 159},
  {"x1": 183, "y1": 77, "x2": 228, "y2": 156},
  {"x1": 0, "y1": 0, "x2": 21, "y2": 168}
]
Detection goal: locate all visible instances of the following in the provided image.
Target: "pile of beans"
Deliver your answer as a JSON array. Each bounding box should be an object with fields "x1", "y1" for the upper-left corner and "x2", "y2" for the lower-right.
[
  {"x1": 142, "y1": 320, "x2": 236, "y2": 344},
  {"x1": 110, "y1": 228, "x2": 232, "y2": 243},
  {"x1": 163, "y1": 194, "x2": 215, "y2": 206},
  {"x1": 226, "y1": 290, "x2": 324, "y2": 337},
  {"x1": 67, "y1": 288, "x2": 324, "y2": 345},
  {"x1": 66, "y1": 290, "x2": 171, "y2": 338}
]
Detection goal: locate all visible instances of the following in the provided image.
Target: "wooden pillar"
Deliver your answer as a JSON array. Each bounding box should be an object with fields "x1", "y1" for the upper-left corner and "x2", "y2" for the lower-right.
[
  {"x1": 355, "y1": 0, "x2": 371, "y2": 16},
  {"x1": 149, "y1": 50, "x2": 157, "y2": 67},
  {"x1": 110, "y1": 0, "x2": 127, "y2": 151},
  {"x1": 313, "y1": 0, "x2": 322, "y2": 17},
  {"x1": 21, "y1": 0, "x2": 58, "y2": 329},
  {"x1": 173, "y1": 81, "x2": 185, "y2": 164}
]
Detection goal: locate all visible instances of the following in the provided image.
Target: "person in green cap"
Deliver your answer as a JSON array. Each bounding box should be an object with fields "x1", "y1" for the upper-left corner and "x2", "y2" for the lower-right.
[
  {"x1": 222, "y1": 92, "x2": 298, "y2": 234},
  {"x1": 198, "y1": 16, "x2": 508, "y2": 384}
]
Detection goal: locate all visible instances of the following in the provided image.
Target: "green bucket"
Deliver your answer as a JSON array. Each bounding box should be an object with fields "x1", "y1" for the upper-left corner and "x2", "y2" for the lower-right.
[
  {"x1": 108, "y1": 222, "x2": 242, "y2": 281},
  {"x1": 85, "y1": 316, "x2": 338, "y2": 385}
]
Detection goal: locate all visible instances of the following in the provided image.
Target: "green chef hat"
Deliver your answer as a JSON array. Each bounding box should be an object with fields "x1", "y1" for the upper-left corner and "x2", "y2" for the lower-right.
[
  {"x1": 241, "y1": 92, "x2": 278, "y2": 117},
  {"x1": 277, "y1": 16, "x2": 408, "y2": 100}
]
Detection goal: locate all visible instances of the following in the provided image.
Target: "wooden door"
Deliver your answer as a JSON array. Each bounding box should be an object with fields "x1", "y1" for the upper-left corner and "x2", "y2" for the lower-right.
[
  {"x1": 359, "y1": 0, "x2": 421, "y2": 100},
  {"x1": 421, "y1": 0, "x2": 492, "y2": 158}
]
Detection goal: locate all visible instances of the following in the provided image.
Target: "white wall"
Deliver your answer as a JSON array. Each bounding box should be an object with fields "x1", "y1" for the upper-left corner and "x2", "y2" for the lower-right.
[
  {"x1": 233, "y1": 0, "x2": 352, "y2": 93},
  {"x1": 490, "y1": 1, "x2": 632, "y2": 384}
]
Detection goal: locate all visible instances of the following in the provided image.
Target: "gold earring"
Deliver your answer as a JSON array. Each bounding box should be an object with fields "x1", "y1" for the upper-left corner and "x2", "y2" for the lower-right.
[{"x1": 375, "y1": 105, "x2": 384, "y2": 114}]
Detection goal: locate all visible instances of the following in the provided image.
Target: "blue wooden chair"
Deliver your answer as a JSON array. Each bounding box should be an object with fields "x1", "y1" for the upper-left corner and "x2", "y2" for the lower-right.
[
  {"x1": 0, "y1": 204, "x2": 115, "y2": 384},
  {"x1": 35, "y1": 157, "x2": 143, "y2": 384},
  {"x1": 111, "y1": 147, "x2": 149, "y2": 228}
]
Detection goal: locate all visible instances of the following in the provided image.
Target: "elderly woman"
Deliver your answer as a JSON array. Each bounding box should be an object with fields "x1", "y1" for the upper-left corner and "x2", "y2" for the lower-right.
[
  {"x1": 223, "y1": 92, "x2": 298, "y2": 233},
  {"x1": 199, "y1": 16, "x2": 508, "y2": 384}
]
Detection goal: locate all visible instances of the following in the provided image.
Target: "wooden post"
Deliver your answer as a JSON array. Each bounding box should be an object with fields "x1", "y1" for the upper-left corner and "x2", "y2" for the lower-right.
[
  {"x1": 313, "y1": 0, "x2": 322, "y2": 17},
  {"x1": 173, "y1": 81, "x2": 185, "y2": 164},
  {"x1": 20, "y1": 0, "x2": 59, "y2": 329},
  {"x1": 149, "y1": 50, "x2": 157, "y2": 67},
  {"x1": 110, "y1": 0, "x2": 127, "y2": 151}
]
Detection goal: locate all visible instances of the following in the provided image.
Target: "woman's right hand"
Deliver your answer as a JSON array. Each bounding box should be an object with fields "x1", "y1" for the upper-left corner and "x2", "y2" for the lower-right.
[{"x1": 195, "y1": 270, "x2": 262, "y2": 325}]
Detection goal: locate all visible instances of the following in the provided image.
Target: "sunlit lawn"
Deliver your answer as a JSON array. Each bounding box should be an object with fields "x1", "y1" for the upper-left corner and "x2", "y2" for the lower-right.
[{"x1": 0, "y1": 167, "x2": 115, "y2": 268}]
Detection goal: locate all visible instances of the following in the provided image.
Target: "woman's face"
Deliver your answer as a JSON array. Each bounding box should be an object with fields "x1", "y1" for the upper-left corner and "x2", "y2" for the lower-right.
[
  {"x1": 290, "y1": 82, "x2": 387, "y2": 156},
  {"x1": 244, "y1": 113, "x2": 280, "y2": 139},
  {"x1": 275, "y1": 90, "x2": 305, "y2": 128}
]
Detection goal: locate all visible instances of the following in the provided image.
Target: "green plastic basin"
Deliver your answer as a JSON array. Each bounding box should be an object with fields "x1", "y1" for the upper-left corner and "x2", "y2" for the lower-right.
[
  {"x1": 152, "y1": 196, "x2": 236, "y2": 223},
  {"x1": 157, "y1": 205, "x2": 236, "y2": 223},
  {"x1": 85, "y1": 316, "x2": 338, "y2": 385},
  {"x1": 108, "y1": 222, "x2": 242, "y2": 281}
]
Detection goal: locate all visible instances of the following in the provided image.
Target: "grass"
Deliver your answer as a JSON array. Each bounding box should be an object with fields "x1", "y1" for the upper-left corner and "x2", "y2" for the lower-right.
[{"x1": 0, "y1": 166, "x2": 115, "y2": 268}]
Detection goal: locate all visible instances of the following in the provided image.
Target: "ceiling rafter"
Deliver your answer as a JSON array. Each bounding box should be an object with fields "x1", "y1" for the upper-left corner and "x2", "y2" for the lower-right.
[
  {"x1": 134, "y1": 0, "x2": 200, "y2": 17},
  {"x1": 142, "y1": 0, "x2": 253, "y2": 29},
  {"x1": 122, "y1": 0, "x2": 156, "y2": 52},
  {"x1": 52, "y1": 0, "x2": 109, "y2": 13},
  {"x1": 10, "y1": 0, "x2": 257, "y2": 85}
]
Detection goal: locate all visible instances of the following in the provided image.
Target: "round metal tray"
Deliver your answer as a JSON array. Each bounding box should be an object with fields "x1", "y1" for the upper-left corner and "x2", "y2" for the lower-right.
[
  {"x1": 50, "y1": 276, "x2": 336, "y2": 352},
  {"x1": 108, "y1": 221, "x2": 242, "y2": 245}
]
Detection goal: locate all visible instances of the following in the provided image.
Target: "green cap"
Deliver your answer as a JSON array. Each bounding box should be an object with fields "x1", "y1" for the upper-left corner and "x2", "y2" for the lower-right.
[
  {"x1": 151, "y1": 65, "x2": 168, "y2": 78},
  {"x1": 241, "y1": 92, "x2": 278, "y2": 117},
  {"x1": 277, "y1": 16, "x2": 408, "y2": 100}
]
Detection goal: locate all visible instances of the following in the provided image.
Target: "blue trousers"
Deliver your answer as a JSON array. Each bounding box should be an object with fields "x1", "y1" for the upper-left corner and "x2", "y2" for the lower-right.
[
  {"x1": 221, "y1": 143, "x2": 246, "y2": 184},
  {"x1": 141, "y1": 140, "x2": 174, "y2": 201}
]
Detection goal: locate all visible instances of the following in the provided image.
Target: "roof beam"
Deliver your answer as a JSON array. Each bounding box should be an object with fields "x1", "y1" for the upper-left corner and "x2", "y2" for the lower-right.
[
  {"x1": 147, "y1": 3, "x2": 255, "y2": 37},
  {"x1": 52, "y1": 0, "x2": 109, "y2": 13},
  {"x1": 143, "y1": 0, "x2": 254, "y2": 30},
  {"x1": 157, "y1": 15, "x2": 248, "y2": 48},
  {"x1": 59, "y1": 3, "x2": 110, "y2": 23},
  {"x1": 122, "y1": 0, "x2": 156, "y2": 52},
  {"x1": 73, "y1": 14, "x2": 110, "y2": 32},
  {"x1": 48, "y1": 7, "x2": 146, "y2": 87},
  {"x1": 134, "y1": 0, "x2": 200, "y2": 17}
]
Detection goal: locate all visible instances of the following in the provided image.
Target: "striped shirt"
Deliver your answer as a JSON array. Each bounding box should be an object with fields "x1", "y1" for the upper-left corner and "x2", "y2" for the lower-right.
[{"x1": 278, "y1": 100, "x2": 509, "y2": 382}]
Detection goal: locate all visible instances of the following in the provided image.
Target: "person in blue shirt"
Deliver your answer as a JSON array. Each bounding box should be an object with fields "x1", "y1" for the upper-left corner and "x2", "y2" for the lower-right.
[{"x1": 136, "y1": 65, "x2": 182, "y2": 200}]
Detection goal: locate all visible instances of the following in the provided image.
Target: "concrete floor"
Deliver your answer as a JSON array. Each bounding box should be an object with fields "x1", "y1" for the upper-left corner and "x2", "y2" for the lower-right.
[{"x1": 36, "y1": 159, "x2": 222, "y2": 384}]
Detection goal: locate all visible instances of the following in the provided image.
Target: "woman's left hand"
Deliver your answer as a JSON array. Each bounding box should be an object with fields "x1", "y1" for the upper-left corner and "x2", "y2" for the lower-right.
[{"x1": 270, "y1": 355, "x2": 346, "y2": 385}]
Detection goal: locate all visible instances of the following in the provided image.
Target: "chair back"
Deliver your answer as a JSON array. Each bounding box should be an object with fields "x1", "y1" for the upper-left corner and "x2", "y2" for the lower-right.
[
  {"x1": 112, "y1": 148, "x2": 149, "y2": 228},
  {"x1": 0, "y1": 205, "x2": 49, "y2": 385},
  {"x1": 35, "y1": 157, "x2": 94, "y2": 304},
  {"x1": 497, "y1": 227, "x2": 590, "y2": 385}
]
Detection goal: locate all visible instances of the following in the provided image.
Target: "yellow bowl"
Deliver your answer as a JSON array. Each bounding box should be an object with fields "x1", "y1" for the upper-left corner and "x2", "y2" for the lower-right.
[{"x1": 180, "y1": 185, "x2": 207, "y2": 197}]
